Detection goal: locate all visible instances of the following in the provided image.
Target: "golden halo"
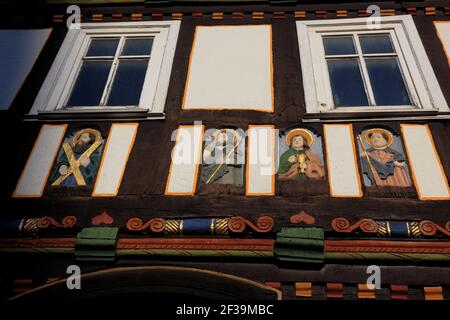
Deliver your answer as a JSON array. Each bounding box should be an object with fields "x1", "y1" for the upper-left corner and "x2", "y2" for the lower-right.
[
  {"x1": 73, "y1": 128, "x2": 102, "y2": 145},
  {"x1": 211, "y1": 128, "x2": 239, "y2": 144},
  {"x1": 364, "y1": 128, "x2": 394, "y2": 148},
  {"x1": 285, "y1": 128, "x2": 314, "y2": 148}
]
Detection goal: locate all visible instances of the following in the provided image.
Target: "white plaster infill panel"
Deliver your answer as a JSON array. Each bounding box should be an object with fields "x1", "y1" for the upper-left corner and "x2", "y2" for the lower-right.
[
  {"x1": 401, "y1": 124, "x2": 450, "y2": 200},
  {"x1": 165, "y1": 124, "x2": 204, "y2": 195},
  {"x1": 434, "y1": 21, "x2": 450, "y2": 66},
  {"x1": 246, "y1": 125, "x2": 275, "y2": 196},
  {"x1": 13, "y1": 124, "x2": 67, "y2": 197},
  {"x1": 92, "y1": 123, "x2": 139, "y2": 197},
  {"x1": 323, "y1": 124, "x2": 362, "y2": 198},
  {"x1": 183, "y1": 25, "x2": 273, "y2": 111}
]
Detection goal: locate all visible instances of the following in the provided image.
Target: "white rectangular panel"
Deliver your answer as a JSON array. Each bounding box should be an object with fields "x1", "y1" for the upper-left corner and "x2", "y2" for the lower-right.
[
  {"x1": 92, "y1": 123, "x2": 138, "y2": 197},
  {"x1": 401, "y1": 124, "x2": 450, "y2": 200},
  {"x1": 165, "y1": 124, "x2": 204, "y2": 195},
  {"x1": 324, "y1": 124, "x2": 362, "y2": 198},
  {"x1": 183, "y1": 25, "x2": 273, "y2": 111},
  {"x1": 434, "y1": 22, "x2": 450, "y2": 66},
  {"x1": 13, "y1": 124, "x2": 67, "y2": 197},
  {"x1": 246, "y1": 125, "x2": 275, "y2": 196}
]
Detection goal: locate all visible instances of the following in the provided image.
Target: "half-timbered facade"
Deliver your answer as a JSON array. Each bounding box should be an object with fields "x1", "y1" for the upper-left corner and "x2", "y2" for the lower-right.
[{"x1": 0, "y1": 0, "x2": 449, "y2": 301}]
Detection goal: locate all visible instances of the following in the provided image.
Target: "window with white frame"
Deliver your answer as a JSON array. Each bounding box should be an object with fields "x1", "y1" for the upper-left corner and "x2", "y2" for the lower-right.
[
  {"x1": 296, "y1": 15, "x2": 448, "y2": 115},
  {"x1": 29, "y1": 21, "x2": 180, "y2": 119}
]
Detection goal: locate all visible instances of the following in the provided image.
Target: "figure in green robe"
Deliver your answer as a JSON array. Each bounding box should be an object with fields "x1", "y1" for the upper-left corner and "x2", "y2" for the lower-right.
[{"x1": 278, "y1": 129, "x2": 325, "y2": 181}]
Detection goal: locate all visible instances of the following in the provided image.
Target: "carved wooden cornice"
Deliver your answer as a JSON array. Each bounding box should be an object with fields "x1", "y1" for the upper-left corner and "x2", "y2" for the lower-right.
[
  {"x1": 331, "y1": 217, "x2": 450, "y2": 238},
  {"x1": 126, "y1": 215, "x2": 275, "y2": 235}
]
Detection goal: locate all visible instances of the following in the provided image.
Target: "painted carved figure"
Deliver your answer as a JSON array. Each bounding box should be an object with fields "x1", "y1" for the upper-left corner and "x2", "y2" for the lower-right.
[
  {"x1": 358, "y1": 128, "x2": 411, "y2": 187},
  {"x1": 278, "y1": 128, "x2": 325, "y2": 180},
  {"x1": 201, "y1": 129, "x2": 244, "y2": 185},
  {"x1": 50, "y1": 128, "x2": 103, "y2": 187}
]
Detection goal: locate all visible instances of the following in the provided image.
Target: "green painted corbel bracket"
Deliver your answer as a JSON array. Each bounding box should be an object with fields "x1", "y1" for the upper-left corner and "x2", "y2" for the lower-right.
[
  {"x1": 274, "y1": 227, "x2": 324, "y2": 264},
  {"x1": 75, "y1": 227, "x2": 119, "y2": 263}
]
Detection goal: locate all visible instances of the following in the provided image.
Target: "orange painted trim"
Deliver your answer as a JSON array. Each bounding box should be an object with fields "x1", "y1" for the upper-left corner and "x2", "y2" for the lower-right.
[
  {"x1": 164, "y1": 124, "x2": 205, "y2": 196},
  {"x1": 92, "y1": 123, "x2": 139, "y2": 197},
  {"x1": 245, "y1": 124, "x2": 276, "y2": 196},
  {"x1": 325, "y1": 240, "x2": 450, "y2": 253},
  {"x1": 400, "y1": 124, "x2": 450, "y2": 201},
  {"x1": 433, "y1": 21, "x2": 450, "y2": 67},
  {"x1": 424, "y1": 286, "x2": 444, "y2": 300},
  {"x1": 12, "y1": 124, "x2": 68, "y2": 198},
  {"x1": 182, "y1": 24, "x2": 274, "y2": 113},
  {"x1": 323, "y1": 124, "x2": 363, "y2": 198}
]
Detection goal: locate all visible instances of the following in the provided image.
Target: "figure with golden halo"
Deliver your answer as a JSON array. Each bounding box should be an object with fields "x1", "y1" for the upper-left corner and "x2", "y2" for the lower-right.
[
  {"x1": 201, "y1": 128, "x2": 244, "y2": 185},
  {"x1": 50, "y1": 128, "x2": 103, "y2": 187},
  {"x1": 278, "y1": 128, "x2": 325, "y2": 180},
  {"x1": 358, "y1": 128, "x2": 410, "y2": 187}
]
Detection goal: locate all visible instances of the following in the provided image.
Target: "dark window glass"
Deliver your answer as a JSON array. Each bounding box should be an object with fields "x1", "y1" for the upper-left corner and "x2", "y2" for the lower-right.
[
  {"x1": 86, "y1": 39, "x2": 119, "y2": 57},
  {"x1": 359, "y1": 34, "x2": 394, "y2": 54},
  {"x1": 0, "y1": 29, "x2": 51, "y2": 110},
  {"x1": 107, "y1": 60, "x2": 148, "y2": 106},
  {"x1": 327, "y1": 59, "x2": 369, "y2": 107},
  {"x1": 323, "y1": 36, "x2": 356, "y2": 55},
  {"x1": 67, "y1": 60, "x2": 112, "y2": 106},
  {"x1": 121, "y1": 38, "x2": 153, "y2": 56},
  {"x1": 366, "y1": 58, "x2": 411, "y2": 106}
]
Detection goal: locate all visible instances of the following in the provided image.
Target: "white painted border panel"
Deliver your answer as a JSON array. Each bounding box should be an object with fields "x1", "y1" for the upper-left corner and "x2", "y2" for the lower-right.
[
  {"x1": 246, "y1": 125, "x2": 275, "y2": 196},
  {"x1": 92, "y1": 123, "x2": 138, "y2": 197},
  {"x1": 165, "y1": 124, "x2": 204, "y2": 195},
  {"x1": 183, "y1": 25, "x2": 273, "y2": 111},
  {"x1": 401, "y1": 124, "x2": 450, "y2": 200},
  {"x1": 323, "y1": 124, "x2": 362, "y2": 198},
  {"x1": 13, "y1": 124, "x2": 67, "y2": 197},
  {"x1": 434, "y1": 21, "x2": 450, "y2": 67}
]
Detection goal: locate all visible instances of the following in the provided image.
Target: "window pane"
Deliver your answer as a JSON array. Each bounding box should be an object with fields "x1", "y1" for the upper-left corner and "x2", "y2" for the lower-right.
[
  {"x1": 327, "y1": 59, "x2": 369, "y2": 107},
  {"x1": 121, "y1": 38, "x2": 153, "y2": 56},
  {"x1": 67, "y1": 60, "x2": 112, "y2": 106},
  {"x1": 366, "y1": 58, "x2": 411, "y2": 106},
  {"x1": 0, "y1": 29, "x2": 51, "y2": 110},
  {"x1": 323, "y1": 36, "x2": 356, "y2": 55},
  {"x1": 359, "y1": 34, "x2": 394, "y2": 54},
  {"x1": 86, "y1": 39, "x2": 119, "y2": 57},
  {"x1": 107, "y1": 60, "x2": 148, "y2": 106}
]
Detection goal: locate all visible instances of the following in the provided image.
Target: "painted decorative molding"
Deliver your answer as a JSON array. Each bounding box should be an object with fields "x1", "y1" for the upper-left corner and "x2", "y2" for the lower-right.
[
  {"x1": 228, "y1": 216, "x2": 274, "y2": 233},
  {"x1": 20, "y1": 216, "x2": 77, "y2": 235},
  {"x1": 295, "y1": 282, "x2": 312, "y2": 297},
  {"x1": 36, "y1": 216, "x2": 77, "y2": 229},
  {"x1": 290, "y1": 211, "x2": 315, "y2": 225},
  {"x1": 324, "y1": 240, "x2": 450, "y2": 254},
  {"x1": 331, "y1": 217, "x2": 450, "y2": 238},
  {"x1": 419, "y1": 220, "x2": 450, "y2": 237},
  {"x1": 126, "y1": 215, "x2": 274, "y2": 236},
  {"x1": 91, "y1": 210, "x2": 114, "y2": 226},
  {"x1": 75, "y1": 227, "x2": 119, "y2": 263},
  {"x1": 390, "y1": 284, "x2": 409, "y2": 300},
  {"x1": 274, "y1": 227, "x2": 324, "y2": 264},
  {"x1": 326, "y1": 283, "x2": 344, "y2": 299},
  {"x1": 45, "y1": 7, "x2": 450, "y2": 25},
  {"x1": 331, "y1": 217, "x2": 378, "y2": 234}
]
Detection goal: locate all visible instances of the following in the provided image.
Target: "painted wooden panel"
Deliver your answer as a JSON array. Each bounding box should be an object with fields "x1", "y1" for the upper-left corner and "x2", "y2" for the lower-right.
[
  {"x1": 401, "y1": 124, "x2": 450, "y2": 200},
  {"x1": 434, "y1": 21, "x2": 450, "y2": 66},
  {"x1": 92, "y1": 123, "x2": 138, "y2": 197},
  {"x1": 246, "y1": 125, "x2": 275, "y2": 196},
  {"x1": 324, "y1": 124, "x2": 362, "y2": 198},
  {"x1": 165, "y1": 124, "x2": 204, "y2": 195},
  {"x1": 13, "y1": 124, "x2": 67, "y2": 197},
  {"x1": 183, "y1": 25, "x2": 273, "y2": 111}
]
